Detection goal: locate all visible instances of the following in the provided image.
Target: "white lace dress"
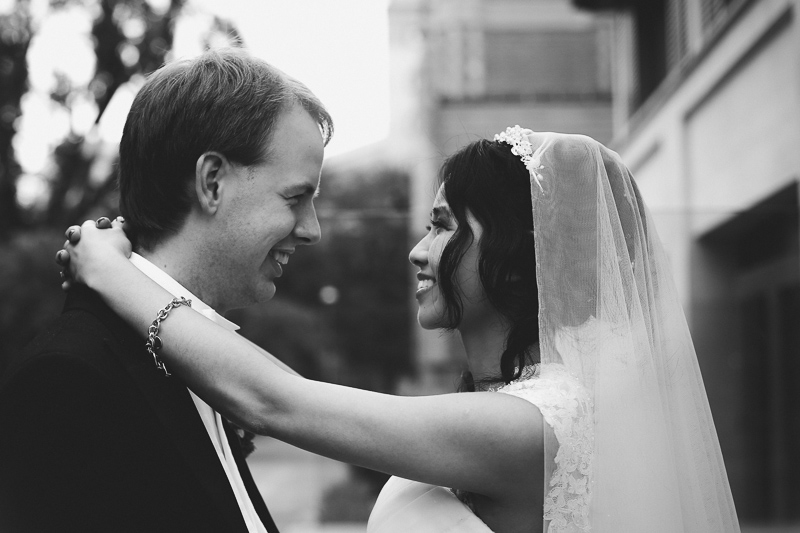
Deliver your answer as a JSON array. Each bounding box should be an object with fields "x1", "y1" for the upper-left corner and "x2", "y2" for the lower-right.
[{"x1": 366, "y1": 363, "x2": 594, "y2": 533}]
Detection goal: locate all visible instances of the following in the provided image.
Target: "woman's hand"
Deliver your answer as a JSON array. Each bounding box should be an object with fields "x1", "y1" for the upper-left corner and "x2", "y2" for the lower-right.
[{"x1": 56, "y1": 216, "x2": 132, "y2": 291}]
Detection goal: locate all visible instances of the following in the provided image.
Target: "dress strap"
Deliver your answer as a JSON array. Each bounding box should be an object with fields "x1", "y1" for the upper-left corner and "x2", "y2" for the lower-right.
[{"x1": 496, "y1": 364, "x2": 594, "y2": 533}]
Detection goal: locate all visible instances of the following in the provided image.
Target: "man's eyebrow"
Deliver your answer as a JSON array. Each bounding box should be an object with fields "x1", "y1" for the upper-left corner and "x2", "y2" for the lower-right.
[{"x1": 283, "y1": 183, "x2": 320, "y2": 197}]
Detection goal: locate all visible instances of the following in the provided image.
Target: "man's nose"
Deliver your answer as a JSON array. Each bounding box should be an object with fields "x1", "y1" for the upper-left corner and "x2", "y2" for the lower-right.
[{"x1": 296, "y1": 202, "x2": 321, "y2": 245}]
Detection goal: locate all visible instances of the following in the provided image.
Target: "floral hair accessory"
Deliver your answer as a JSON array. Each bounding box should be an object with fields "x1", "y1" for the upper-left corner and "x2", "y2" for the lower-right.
[{"x1": 494, "y1": 125, "x2": 545, "y2": 191}]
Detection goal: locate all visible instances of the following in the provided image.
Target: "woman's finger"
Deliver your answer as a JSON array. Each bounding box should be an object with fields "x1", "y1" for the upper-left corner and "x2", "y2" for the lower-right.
[
  {"x1": 115, "y1": 216, "x2": 130, "y2": 234},
  {"x1": 65, "y1": 225, "x2": 80, "y2": 243},
  {"x1": 112, "y1": 216, "x2": 130, "y2": 236},
  {"x1": 96, "y1": 217, "x2": 112, "y2": 229},
  {"x1": 55, "y1": 249, "x2": 69, "y2": 265}
]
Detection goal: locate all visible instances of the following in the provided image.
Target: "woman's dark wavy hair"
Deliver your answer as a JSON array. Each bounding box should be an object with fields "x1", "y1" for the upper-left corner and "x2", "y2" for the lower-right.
[{"x1": 436, "y1": 139, "x2": 539, "y2": 389}]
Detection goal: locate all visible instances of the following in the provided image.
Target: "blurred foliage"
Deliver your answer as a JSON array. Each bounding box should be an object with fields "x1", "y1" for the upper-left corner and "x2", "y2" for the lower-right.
[
  {"x1": 1, "y1": 0, "x2": 192, "y2": 235},
  {"x1": 0, "y1": 3, "x2": 31, "y2": 237},
  {"x1": 0, "y1": 0, "x2": 412, "y2": 396}
]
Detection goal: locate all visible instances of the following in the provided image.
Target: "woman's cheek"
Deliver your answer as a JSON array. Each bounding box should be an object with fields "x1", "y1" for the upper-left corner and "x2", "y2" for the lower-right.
[{"x1": 428, "y1": 234, "x2": 449, "y2": 274}]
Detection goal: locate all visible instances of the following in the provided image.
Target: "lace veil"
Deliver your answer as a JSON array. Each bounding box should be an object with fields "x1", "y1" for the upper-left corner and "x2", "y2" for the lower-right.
[{"x1": 498, "y1": 129, "x2": 740, "y2": 531}]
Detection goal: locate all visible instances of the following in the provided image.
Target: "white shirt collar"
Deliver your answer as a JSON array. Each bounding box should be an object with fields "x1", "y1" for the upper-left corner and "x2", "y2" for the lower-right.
[{"x1": 129, "y1": 252, "x2": 240, "y2": 332}]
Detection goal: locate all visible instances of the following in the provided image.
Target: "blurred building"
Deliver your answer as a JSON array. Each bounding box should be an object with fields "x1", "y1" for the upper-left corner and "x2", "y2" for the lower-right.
[
  {"x1": 387, "y1": 0, "x2": 616, "y2": 389},
  {"x1": 574, "y1": 0, "x2": 800, "y2": 527}
]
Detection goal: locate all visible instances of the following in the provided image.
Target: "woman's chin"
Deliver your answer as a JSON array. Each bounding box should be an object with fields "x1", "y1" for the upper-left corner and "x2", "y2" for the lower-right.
[{"x1": 416, "y1": 310, "x2": 446, "y2": 330}]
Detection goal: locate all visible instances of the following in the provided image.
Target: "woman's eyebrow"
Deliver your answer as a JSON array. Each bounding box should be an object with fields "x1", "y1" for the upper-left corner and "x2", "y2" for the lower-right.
[{"x1": 431, "y1": 206, "x2": 453, "y2": 221}]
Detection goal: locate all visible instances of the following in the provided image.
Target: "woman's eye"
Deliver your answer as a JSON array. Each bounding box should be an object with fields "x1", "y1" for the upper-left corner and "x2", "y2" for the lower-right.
[{"x1": 428, "y1": 220, "x2": 446, "y2": 234}]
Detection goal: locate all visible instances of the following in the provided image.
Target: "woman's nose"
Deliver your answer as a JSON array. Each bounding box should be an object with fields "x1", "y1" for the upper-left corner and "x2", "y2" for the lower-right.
[{"x1": 409, "y1": 234, "x2": 429, "y2": 267}]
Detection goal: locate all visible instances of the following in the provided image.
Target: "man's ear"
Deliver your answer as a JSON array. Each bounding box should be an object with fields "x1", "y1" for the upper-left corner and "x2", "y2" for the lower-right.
[{"x1": 195, "y1": 152, "x2": 226, "y2": 215}]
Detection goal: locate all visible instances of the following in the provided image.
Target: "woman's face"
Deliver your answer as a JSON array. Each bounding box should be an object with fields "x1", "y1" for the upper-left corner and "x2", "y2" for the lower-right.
[{"x1": 409, "y1": 186, "x2": 490, "y2": 330}]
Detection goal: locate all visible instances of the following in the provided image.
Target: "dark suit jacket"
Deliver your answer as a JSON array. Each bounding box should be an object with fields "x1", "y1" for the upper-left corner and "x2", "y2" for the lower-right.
[{"x1": 0, "y1": 284, "x2": 279, "y2": 532}]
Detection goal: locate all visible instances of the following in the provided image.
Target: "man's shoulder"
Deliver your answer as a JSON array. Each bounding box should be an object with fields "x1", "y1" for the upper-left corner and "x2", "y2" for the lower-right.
[
  {"x1": 2, "y1": 318, "x2": 111, "y2": 395},
  {"x1": 3, "y1": 286, "x2": 142, "y2": 387},
  {"x1": 0, "y1": 287, "x2": 173, "y2": 429},
  {"x1": 30, "y1": 306, "x2": 108, "y2": 350}
]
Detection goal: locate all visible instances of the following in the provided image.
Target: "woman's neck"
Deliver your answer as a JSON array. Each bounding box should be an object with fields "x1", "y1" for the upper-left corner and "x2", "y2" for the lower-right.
[{"x1": 457, "y1": 310, "x2": 509, "y2": 382}]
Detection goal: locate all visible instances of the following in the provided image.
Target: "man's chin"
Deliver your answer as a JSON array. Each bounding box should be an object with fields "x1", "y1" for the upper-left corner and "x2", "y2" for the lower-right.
[
  {"x1": 224, "y1": 282, "x2": 276, "y2": 311},
  {"x1": 256, "y1": 280, "x2": 277, "y2": 303}
]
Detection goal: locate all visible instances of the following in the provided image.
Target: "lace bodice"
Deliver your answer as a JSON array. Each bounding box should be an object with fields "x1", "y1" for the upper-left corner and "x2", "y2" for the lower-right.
[{"x1": 496, "y1": 363, "x2": 594, "y2": 533}]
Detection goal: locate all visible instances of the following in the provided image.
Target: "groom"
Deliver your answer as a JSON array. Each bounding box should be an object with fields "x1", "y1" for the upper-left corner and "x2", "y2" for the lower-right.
[{"x1": 0, "y1": 49, "x2": 332, "y2": 532}]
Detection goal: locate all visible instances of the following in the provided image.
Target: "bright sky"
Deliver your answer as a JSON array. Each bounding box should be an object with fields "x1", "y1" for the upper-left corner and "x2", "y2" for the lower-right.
[
  {"x1": 182, "y1": 0, "x2": 392, "y2": 156},
  {"x1": 10, "y1": 0, "x2": 391, "y2": 206}
]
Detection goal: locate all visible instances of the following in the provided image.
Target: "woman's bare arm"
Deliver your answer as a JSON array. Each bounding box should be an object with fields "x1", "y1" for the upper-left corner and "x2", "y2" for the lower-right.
[
  {"x1": 241, "y1": 339, "x2": 300, "y2": 377},
  {"x1": 66, "y1": 221, "x2": 543, "y2": 501}
]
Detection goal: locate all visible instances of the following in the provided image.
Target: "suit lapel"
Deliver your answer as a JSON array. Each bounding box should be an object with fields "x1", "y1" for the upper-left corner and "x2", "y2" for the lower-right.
[
  {"x1": 66, "y1": 286, "x2": 249, "y2": 532},
  {"x1": 222, "y1": 419, "x2": 280, "y2": 533}
]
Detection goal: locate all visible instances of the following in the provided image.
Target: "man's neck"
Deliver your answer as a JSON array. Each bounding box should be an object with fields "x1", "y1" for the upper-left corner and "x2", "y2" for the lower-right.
[{"x1": 136, "y1": 242, "x2": 226, "y2": 313}]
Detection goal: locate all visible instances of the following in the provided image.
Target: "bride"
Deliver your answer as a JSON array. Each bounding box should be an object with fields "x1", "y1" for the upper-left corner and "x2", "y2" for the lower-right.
[{"x1": 61, "y1": 128, "x2": 740, "y2": 532}]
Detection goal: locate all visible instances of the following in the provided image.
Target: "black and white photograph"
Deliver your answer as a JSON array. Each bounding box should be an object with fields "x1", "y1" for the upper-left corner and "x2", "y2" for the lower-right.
[{"x1": 0, "y1": 0, "x2": 797, "y2": 531}]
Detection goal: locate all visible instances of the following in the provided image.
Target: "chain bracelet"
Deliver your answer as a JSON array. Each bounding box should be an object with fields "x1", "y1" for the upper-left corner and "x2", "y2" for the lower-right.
[{"x1": 146, "y1": 297, "x2": 192, "y2": 377}]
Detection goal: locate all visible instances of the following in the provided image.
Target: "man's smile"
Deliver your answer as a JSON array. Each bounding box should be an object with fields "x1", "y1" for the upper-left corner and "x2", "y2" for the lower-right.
[{"x1": 269, "y1": 250, "x2": 291, "y2": 265}]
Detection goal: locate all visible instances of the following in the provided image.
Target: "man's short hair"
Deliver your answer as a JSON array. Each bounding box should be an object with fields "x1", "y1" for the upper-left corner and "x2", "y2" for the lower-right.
[{"x1": 118, "y1": 48, "x2": 334, "y2": 250}]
